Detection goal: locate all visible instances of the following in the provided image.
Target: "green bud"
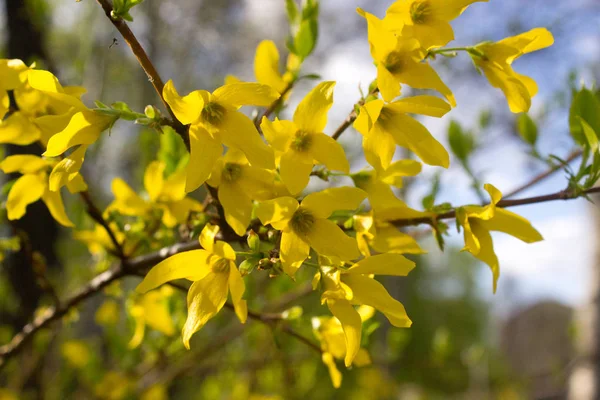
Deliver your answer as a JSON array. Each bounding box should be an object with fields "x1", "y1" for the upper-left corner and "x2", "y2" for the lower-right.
[
  {"x1": 239, "y1": 258, "x2": 258, "y2": 277},
  {"x1": 281, "y1": 306, "x2": 303, "y2": 320},
  {"x1": 247, "y1": 230, "x2": 260, "y2": 252},
  {"x1": 144, "y1": 105, "x2": 156, "y2": 120}
]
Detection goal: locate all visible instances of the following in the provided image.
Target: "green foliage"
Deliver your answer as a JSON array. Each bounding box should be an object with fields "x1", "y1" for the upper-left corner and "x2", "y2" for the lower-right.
[
  {"x1": 569, "y1": 87, "x2": 600, "y2": 147},
  {"x1": 110, "y1": 0, "x2": 144, "y2": 22},
  {"x1": 448, "y1": 120, "x2": 475, "y2": 163},
  {"x1": 286, "y1": 0, "x2": 319, "y2": 60},
  {"x1": 516, "y1": 113, "x2": 538, "y2": 147}
]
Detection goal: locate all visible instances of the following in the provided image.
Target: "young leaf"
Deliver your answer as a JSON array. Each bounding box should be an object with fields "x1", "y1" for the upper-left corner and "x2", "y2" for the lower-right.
[{"x1": 516, "y1": 113, "x2": 538, "y2": 146}]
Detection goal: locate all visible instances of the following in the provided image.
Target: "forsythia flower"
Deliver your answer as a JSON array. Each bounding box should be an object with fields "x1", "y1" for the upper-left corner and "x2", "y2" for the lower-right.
[
  {"x1": 351, "y1": 159, "x2": 421, "y2": 212},
  {"x1": 0, "y1": 155, "x2": 79, "y2": 227},
  {"x1": 128, "y1": 286, "x2": 176, "y2": 348},
  {"x1": 471, "y1": 28, "x2": 554, "y2": 113},
  {"x1": 254, "y1": 40, "x2": 298, "y2": 95},
  {"x1": 312, "y1": 306, "x2": 374, "y2": 388},
  {"x1": 353, "y1": 96, "x2": 451, "y2": 170},
  {"x1": 358, "y1": 8, "x2": 455, "y2": 104},
  {"x1": 163, "y1": 80, "x2": 279, "y2": 192},
  {"x1": 75, "y1": 224, "x2": 126, "y2": 256},
  {"x1": 256, "y1": 187, "x2": 367, "y2": 276},
  {"x1": 108, "y1": 161, "x2": 203, "y2": 227},
  {"x1": 457, "y1": 184, "x2": 543, "y2": 292},
  {"x1": 384, "y1": 0, "x2": 488, "y2": 50},
  {"x1": 136, "y1": 224, "x2": 247, "y2": 348},
  {"x1": 316, "y1": 253, "x2": 414, "y2": 366},
  {"x1": 261, "y1": 81, "x2": 349, "y2": 194},
  {"x1": 207, "y1": 148, "x2": 283, "y2": 236},
  {"x1": 353, "y1": 211, "x2": 425, "y2": 257},
  {"x1": 0, "y1": 59, "x2": 28, "y2": 119}
]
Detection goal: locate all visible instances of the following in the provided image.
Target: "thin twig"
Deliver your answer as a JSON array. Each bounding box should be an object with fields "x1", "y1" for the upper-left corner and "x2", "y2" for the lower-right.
[
  {"x1": 504, "y1": 149, "x2": 583, "y2": 199},
  {"x1": 393, "y1": 185, "x2": 600, "y2": 227},
  {"x1": 94, "y1": 0, "x2": 187, "y2": 139},
  {"x1": 254, "y1": 81, "x2": 294, "y2": 130},
  {"x1": 79, "y1": 190, "x2": 126, "y2": 260},
  {"x1": 331, "y1": 88, "x2": 378, "y2": 141}
]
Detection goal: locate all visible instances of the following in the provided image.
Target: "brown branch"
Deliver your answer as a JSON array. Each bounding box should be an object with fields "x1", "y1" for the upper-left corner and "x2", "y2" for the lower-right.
[
  {"x1": 504, "y1": 149, "x2": 583, "y2": 199},
  {"x1": 331, "y1": 88, "x2": 378, "y2": 141},
  {"x1": 393, "y1": 185, "x2": 600, "y2": 227},
  {"x1": 0, "y1": 263, "x2": 127, "y2": 368},
  {"x1": 254, "y1": 82, "x2": 294, "y2": 130},
  {"x1": 94, "y1": 0, "x2": 186, "y2": 139},
  {"x1": 79, "y1": 190, "x2": 126, "y2": 260}
]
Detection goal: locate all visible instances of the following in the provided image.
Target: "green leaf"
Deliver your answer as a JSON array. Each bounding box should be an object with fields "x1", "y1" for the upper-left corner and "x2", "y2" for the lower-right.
[
  {"x1": 570, "y1": 87, "x2": 600, "y2": 146},
  {"x1": 516, "y1": 113, "x2": 538, "y2": 146},
  {"x1": 448, "y1": 120, "x2": 474, "y2": 162},
  {"x1": 158, "y1": 126, "x2": 187, "y2": 176},
  {"x1": 285, "y1": 0, "x2": 300, "y2": 26},
  {"x1": 294, "y1": 19, "x2": 318, "y2": 59},
  {"x1": 579, "y1": 117, "x2": 599, "y2": 153}
]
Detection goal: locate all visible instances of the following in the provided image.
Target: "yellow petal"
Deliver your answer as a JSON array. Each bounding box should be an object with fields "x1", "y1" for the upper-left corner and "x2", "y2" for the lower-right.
[
  {"x1": 306, "y1": 218, "x2": 360, "y2": 261},
  {"x1": 322, "y1": 352, "x2": 342, "y2": 388},
  {"x1": 6, "y1": 174, "x2": 45, "y2": 220},
  {"x1": 280, "y1": 150, "x2": 313, "y2": 195},
  {"x1": 186, "y1": 125, "x2": 223, "y2": 192},
  {"x1": 371, "y1": 225, "x2": 426, "y2": 255},
  {"x1": 66, "y1": 173, "x2": 88, "y2": 194},
  {"x1": 219, "y1": 183, "x2": 253, "y2": 236},
  {"x1": 293, "y1": 81, "x2": 336, "y2": 133},
  {"x1": 280, "y1": 230, "x2": 310, "y2": 277},
  {"x1": 199, "y1": 224, "x2": 219, "y2": 253},
  {"x1": 347, "y1": 253, "x2": 415, "y2": 276},
  {"x1": 127, "y1": 305, "x2": 146, "y2": 349},
  {"x1": 144, "y1": 161, "x2": 165, "y2": 202},
  {"x1": 399, "y1": 62, "x2": 456, "y2": 107},
  {"x1": 344, "y1": 274, "x2": 411, "y2": 327},
  {"x1": 469, "y1": 220, "x2": 500, "y2": 293},
  {"x1": 353, "y1": 99, "x2": 384, "y2": 136},
  {"x1": 49, "y1": 145, "x2": 87, "y2": 192},
  {"x1": 213, "y1": 82, "x2": 280, "y2": 107},
  {"x1": 254, "y1": 40, "x2": 287, "y2": 93},
  {"x1": 310, "y1": 132, "x2": 349, "y2": 173},
  {"x1": 362, "y1": 123, "x2": 396, "y2": 172},
  {"x1": 382, "y1": 112, "x2": 449, "y2": 168},
  {"x1": 44, "y1": 111, "x2": 111, "y2": 157},
  {"x1": 431, "y1": 0, "x2": 489, "y2": 21},
  {"x1": 33, "y1": 112, "x2": 74, "y2": 145},
  {"x1": 480, "y1": 208, "x2": 543, "y2": 243},
  {"x1": 162, "y1": 80, "x2": 205, "y2": 125},
  {"x1": 220, "y1": 110, "x2": 275, "y2": 169},
  {"x1": 182, "y1": 272, "x2": 229, "y2": 348},
  {"x1": 302, "y1": 187, "x2": 367, "y2": 219},
  {"x1": 255, "y1": 197, "x2": 298, "y2": 228},
  {"x1": 377, "y1": 63, "x2": 401, "y2": 102},
  {"x1": 357, "y1": 8, "x2": 398, "y2": 61},
  {"x1": 140, "y1": 291, "x2": 175, "y2": 336},
  {"x1": 498, "y1": 27, "x2": 554, "y2": 61},
  {"x1": 386, "y1": 95, "x2": 451, "y2": 117},
  {"x1": 136, "y1": 249, "x2": 212, "y2": 293},
  {"x1": 161, "y1": 198, "x2": 203, "y2": 227},
  {"x1": 0, "y1": 155, "x2": 49, "y2": 174},
  {"x1": 41, "y1": 187, "x2": 74, "y2": 227},
  {"x1": 380, "y1": 160, "x2": 422, "y2": 187},
  {"x1": 261, "y1": 117, "x2": 295, "y2": 152},
  {"x1": 0, "y1": 112, "x2": 40, "y2": 145},
  {"x1": 110, "y1": 178, "x2": 149, "y2": 216},
  {"x1": 228, "y1": 264, "x2": 248, "y2": 323},
  {"x1": 474, "y1": 59, "x2": 531, "y2": 113},
  {"x1": 326, "y1": 299, "x2": 362, "y2": 367},
  {"x1": 28, "y1": 70, "x2": 86, "y2": 110}
]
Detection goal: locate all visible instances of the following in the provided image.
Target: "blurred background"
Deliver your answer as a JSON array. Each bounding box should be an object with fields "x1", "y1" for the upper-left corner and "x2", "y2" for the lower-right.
[{"x1": 1, "y1": 0, "x2": 600, "y2": 398}]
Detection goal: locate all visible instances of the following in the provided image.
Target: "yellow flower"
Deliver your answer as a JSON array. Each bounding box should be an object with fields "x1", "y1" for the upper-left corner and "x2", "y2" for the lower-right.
[
  {"x1": 61, "y1": 340, "x2": 91, "y2": 368},
  {"x1": 471, "y1": 28, "x2": 554, "y2": 113},
  {"x1": 353, "y1": 96, "x2": 451, "y2": 170},
  {"x1": 0, "y1": 155, "x2": 79, "y2": 227},
  {"x1": 256, "y1": 187, "x2": 367, "y2": 276},
  {"x1": 163, "y1": 80, "x2": 280, "y2": 192},
  {"x1": 136, "y1": 224, "x2": 247, "y2": 348},
  {"x1": 207, "y1": 148, "x2": 282, "y2": 236},
  {"x1": 352, "y1": 159, "x2": 421, "y2": 212},
  {"x1": 353, "y1": 211, "x2": 425, "y2": 257},
  {"x1": 317, "y1": 253, "x2": 414, "y2": 366},
  {"x1": 75, "y1": 224, "x2": 127, "y2": 257},
  {"x1": 108, "y1": 160, "x2": 203, "y2": 227},
  {"x1": 128, "y1": 286, "x2": 176, "y2": 348},
  {"x1": 457, "y1": 184, "x2": 543, "y2": 292},
  {"x1": 261, "y1": 81, "x2": 349, "y2": 194},
  {"x1": 254, "y1": 40, "x2": 298, "y2": 95},
  {"x1": 384, "y1": 0, "x2": 488, "y2": 50},
  {"x1": 312, "y1": 305, "x2": 374, "y2": 388},
  {"x1": 357, "y1": 8, "x2": 455, "y2": 104},
  {"x1": 0, "y1": 59, "x2": 29, "y2": 119}
]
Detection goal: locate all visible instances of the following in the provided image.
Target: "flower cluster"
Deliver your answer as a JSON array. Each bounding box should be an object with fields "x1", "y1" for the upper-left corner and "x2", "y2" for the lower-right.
[{"x1": 0, "y1": 0, "x2": 554, "y2": 389}]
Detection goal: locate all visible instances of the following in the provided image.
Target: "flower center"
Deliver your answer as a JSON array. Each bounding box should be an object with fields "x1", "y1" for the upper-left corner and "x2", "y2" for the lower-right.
[
  {"x1": 211, "y1": 258, "x2": 230, "y2": 273},
  {"x1": 410, "y1": 1, "x2": 431, "y2": 24},
  {"x1": 383, "y1": 51, "x2": 406, "y2": 74},
  {"x1": 289, "y1": 207, "x2": 316, "y2": 236},
  {"x1": 351, "y1": 172, "x2": 372, "y2": 190},
  {"x1": 222, "y1": 162, "x2": 242, "y2": 183},
  {"x1": 290, "y1": 130, "x2": 313, "y2": 152},
  {"x1": 201, "y1": 102, "x2": 226, "y2": 125}
]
